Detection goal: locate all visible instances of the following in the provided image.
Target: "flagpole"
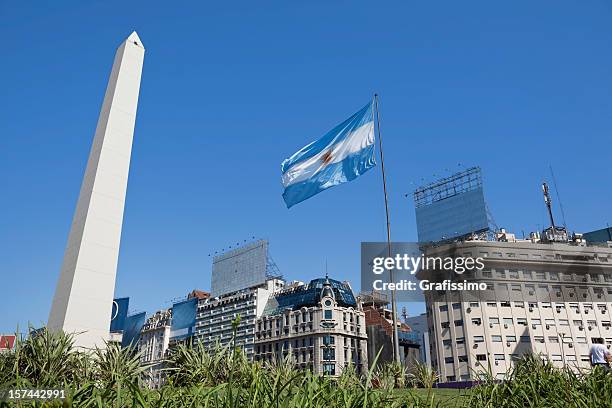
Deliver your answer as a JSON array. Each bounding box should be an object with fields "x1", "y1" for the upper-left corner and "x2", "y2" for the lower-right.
[{"x1": 374, "y1": 94, "x2": 401, "y2": 365}]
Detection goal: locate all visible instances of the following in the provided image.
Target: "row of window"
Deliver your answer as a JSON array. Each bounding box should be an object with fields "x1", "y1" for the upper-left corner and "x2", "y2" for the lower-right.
[
  {"x1": 440, "y1": 301, "x2": 612, "y2": 313},
  {"x1": 445, "y1": 353, "x2": 590, "y2": 365}
]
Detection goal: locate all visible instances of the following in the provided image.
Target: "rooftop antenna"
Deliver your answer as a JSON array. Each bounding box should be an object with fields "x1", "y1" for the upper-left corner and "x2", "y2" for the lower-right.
[
  {"x1": 549, "y1": 165, "x2": 568, "y2": 230},
  {"x1": 542, "y1": 182, "x2": 556, "y2": 230}
]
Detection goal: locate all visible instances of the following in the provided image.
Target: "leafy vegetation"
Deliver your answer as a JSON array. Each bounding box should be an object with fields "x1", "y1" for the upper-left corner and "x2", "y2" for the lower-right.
[{"x1": 1, "y1": 329, "x2": 611, "y2": 407}]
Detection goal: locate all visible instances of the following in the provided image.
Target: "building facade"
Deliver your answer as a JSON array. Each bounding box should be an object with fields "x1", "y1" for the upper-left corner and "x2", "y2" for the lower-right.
[
  {"x1": 422, "y1": 234, "x2": 612, "y2": 382},
  {"x1": 254, "y1": 277, "x2": 368, "y2": 376},
  {"x1": 404, "y1": 313, "x2": 432, "y2": 367},
  {"x1": 194, "y1": 278, "x2": 284, "y2": 359},
  {"x1": 361, "y1": 291, "x2": 421, "y2": 369},
  {"x1": 139, "y1": 309, "x2": 172, "y2": 388}
]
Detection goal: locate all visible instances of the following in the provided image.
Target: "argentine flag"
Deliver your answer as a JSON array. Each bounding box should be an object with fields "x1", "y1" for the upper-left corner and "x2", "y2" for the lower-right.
[{"x1": 281, "y1": 101, "x2": 376, "y2": 208}]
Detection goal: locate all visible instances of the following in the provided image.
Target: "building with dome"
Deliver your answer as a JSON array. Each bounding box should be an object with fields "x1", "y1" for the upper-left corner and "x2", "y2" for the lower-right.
[{"x1": 253, "y1": 276, "x2": 368, "y2": 376}]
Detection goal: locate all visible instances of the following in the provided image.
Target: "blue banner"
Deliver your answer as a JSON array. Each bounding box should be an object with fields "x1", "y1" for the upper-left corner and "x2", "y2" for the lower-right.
[
  {"x1": 110, "y1": 297, "x2": 129, "y2": 332},
  {"x1": 170, "y1": 297, "x2": 197, "y2": 340},
  {"x1": 121, "y1": 311, "x2": 146, "y2": 348}
]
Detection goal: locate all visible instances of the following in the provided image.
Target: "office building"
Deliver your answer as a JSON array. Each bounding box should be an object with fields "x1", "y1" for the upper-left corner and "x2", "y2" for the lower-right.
[
  {"x1": 253, "y1": 277, "x2": 367, "y2": 376},
  {"x1": 421, "y1": 233, "x2": 612, "y2": 382},
  {"x1": 195, "y1": 278, "x2": 284, "y2": 359}
]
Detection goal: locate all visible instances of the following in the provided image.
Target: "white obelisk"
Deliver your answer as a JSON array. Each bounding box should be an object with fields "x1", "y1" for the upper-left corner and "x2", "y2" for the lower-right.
[{"x1": 48, "y1": 32, "x2": 145, "y2": 350}]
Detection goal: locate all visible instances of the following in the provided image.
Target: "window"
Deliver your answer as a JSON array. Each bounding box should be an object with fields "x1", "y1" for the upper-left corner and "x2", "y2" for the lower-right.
[
  {"x1": 472, "y1": 318, "x2": 482, "y2": 325},
  {"x1": 520, "y1": 336, "x2": 531, "y2": 343},
  {"x1": 469, "y1": 302, "x2": 480, "y2": 308},
  {"x1": 551, "y1": 354, "x2": 562, "y2": 361},
  {"x1": 454, "y1": 320, "x2": 464, "y2": 327},
  {"x1": 474, "y1": 336, "x2": 484, "y2": 343},
  {"x1": 323, "y1": 363, "x2": 335, "y2": 375},
  {"x1": 323, "y1": 335, "x2": 335, "y2": 345},
  {"x1": 441, "y1": 322, "x2": 450, "y2": 329},
  {"x1": 476, "y1": 354, "x2": 487, "y2": 361},
  {"x1": 458, "y1": 355, "x2": 468, "y2": 362},
  {"x1": 517, "y1": 318, "x2": 527, "y2": 326},
  {"x1": 494, "y1": 354, "x2": 505, "y2": 361},
  {"x1": 548, "y1": 336, "x2": 559, "y2": 343},
  {"x1": 324, "y1": 310, "x2": 332, "y2": 320},
  {"x1": 456, "y1": 337, "x2": 465, "y2": 345},
  {"x1": 322, "y1": 348, "x2": 335, "y2": 360},
  {"x1": 444, "y1": 357, "x2": 454, "y2": 363},
  {"x1": 443, "y1": 339, "x2": 452, "y2": 347},
  {"x1": 503, "y1": 318, "x2": 513, "y2": 326},
  {"x1": 452, "y1": 303, "x2": 461, "y2": 310},
  {"x1": 439, "y1": 305, "x2": 448, "y2": 312},
  {"x1": 492, "y1": 335, "x2": 502, "y2": 342},
  {"x1": 507, "y1": 336, "x2": 517, "y2": 343}
]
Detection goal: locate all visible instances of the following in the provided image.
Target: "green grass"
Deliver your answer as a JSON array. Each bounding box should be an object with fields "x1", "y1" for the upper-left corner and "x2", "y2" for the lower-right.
[{"x1": 393, "y1": 388, "x2": 471, "y2": 407}]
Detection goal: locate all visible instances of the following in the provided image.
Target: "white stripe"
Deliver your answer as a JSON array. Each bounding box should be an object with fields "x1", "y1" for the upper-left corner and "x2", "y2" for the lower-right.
[{"x1": 282, "y1": 122, "x2": 374, "y2": 187}]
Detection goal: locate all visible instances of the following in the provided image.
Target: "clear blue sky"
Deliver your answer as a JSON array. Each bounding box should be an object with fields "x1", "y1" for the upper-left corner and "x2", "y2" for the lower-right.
[{"x1": 1, "y1": 1, "x2": 611, "y2": 333}]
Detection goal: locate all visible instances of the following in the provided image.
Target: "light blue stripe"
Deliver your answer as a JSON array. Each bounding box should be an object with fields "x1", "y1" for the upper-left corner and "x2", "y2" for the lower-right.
[
  {"x1": 281, "y1": 101, "x2": 373, "y2": 174},
  {"x1": 282, "y1": 145, "x2": 376, "y2": 208}
]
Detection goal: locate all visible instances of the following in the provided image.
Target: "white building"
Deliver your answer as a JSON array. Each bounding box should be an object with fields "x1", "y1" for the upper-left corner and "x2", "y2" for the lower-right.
[
  {"x1": 139, "y1": 309, "x2": 172, "y2": 388},
  {"x1": 194, "y1": 278, "x2": 284, "y2": 359},
  {"x1": 422, "y1": 232, "x2": 612, "y2": 382},
  {"x1": 254, "y1": 277, "x2": 368, "y2": 376}
]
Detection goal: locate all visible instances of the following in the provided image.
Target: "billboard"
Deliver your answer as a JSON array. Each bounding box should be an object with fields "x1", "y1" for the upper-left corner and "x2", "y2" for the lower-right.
[
  {"x1": 170, "y1": 297, "x2": 197, "y2": 340},
  {"x1": 414, "y1": 167, "x2": 488, "y2": 244},
  {"x1": 584, "y1": 227, "x2": 612, "y2": 243},
  {"x1": 121, "y1": 312, "x2": 146, "y2": 348},
  {"x1": 211, "y1": 240, "x2": 269, "y2": 296},
  {"x1": 110, "y1": 297, "x2": 129, "y2": 333}
]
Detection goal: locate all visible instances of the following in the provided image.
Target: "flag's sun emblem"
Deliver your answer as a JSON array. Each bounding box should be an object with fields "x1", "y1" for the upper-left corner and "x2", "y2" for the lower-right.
[{"x1": 321, "y1": 150, "x2": 333, "y2": 165}]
